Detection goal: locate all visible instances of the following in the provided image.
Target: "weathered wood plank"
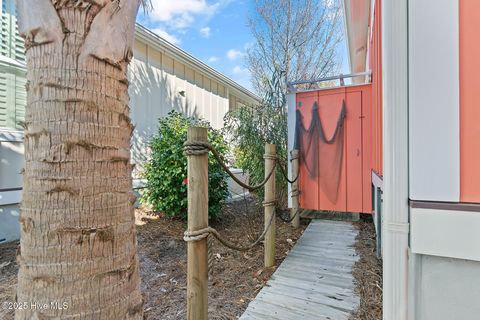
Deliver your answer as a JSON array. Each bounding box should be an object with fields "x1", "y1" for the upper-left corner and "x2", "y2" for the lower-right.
[
  {"x1": 257, "y1": 283, "x2": 358, "y2": 311},
  {"x1": 253, "y1": 292, "x2": 351, "y2": 319},
  {"x1": 240, "y1": 220, "x2": 359, "y2": 320},
  {"x1": 266, "y1": 275, "x2": 356, "y2": 298}
]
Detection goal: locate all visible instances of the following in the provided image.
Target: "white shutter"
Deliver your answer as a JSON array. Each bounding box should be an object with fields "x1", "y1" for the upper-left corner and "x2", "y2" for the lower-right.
[
  {"x1": 14, "y1": 71, "x2": 26, "y2": 127},
  {"x1": 0, "y1": 69, "x2": 8, "y2": 128},
  {"x1": 0, "y1": 0, "x2": 26, "y2": 130}
]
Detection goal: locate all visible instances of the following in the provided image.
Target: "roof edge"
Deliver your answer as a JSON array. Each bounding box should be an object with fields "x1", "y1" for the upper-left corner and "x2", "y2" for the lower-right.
[
  {"x1": 134, "y1": 23, "x2": 261, "y2": 103},
  {"x1": 342, "y1": 0, "x2": 371, "y2": 75}
]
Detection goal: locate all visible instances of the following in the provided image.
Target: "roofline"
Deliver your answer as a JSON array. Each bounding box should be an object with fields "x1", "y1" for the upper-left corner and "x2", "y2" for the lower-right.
[
  {"x1": 134, "y1": 23, "x2": 261, "y2": 103},
  {"x1": 341, "y1": 0, "x2": 352, "y2": 73},
  {"x1": 342, "y1": 0, "x2": 371, "y2": 75}
]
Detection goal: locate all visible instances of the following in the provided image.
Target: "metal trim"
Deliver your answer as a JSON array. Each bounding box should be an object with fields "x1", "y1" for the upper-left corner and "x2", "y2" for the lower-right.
[
  {"x1": 409, "y1": 200, "x2": 480, "y2": 213},
  {"x1": 372, "y1": 170, "x2": 383, "y2": 190},
  {"x1": 288, "y1": 71, "x2": 372, "y2": 87},
  {"x1": 0, "y1": 187, "x2": 22, "y2": 192}
]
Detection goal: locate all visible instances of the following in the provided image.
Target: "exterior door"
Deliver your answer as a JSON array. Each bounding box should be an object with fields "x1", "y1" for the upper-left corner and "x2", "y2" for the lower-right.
[{"x1": 296, "y1": 86, "x2": 367, "y2": 213}]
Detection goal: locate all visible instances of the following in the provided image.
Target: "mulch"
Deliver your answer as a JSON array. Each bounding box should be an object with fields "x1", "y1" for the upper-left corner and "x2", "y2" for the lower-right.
[
  {"x1": 0, "y1": 201, "x2": 383, "y2": 320},
  {"x1": 0, "y1": 197, "x2": 307, "y2": 320},
  {"x1": 350, "y1": 216, "x2": 383, "y2": 320},
  {"x1": 0, "y1": 242, "x2": 18, "y2": 320}
]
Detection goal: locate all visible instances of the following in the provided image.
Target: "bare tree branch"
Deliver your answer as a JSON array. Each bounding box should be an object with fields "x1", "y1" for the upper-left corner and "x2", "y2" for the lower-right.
[{"x1": 247, "y1": 0, "x2": 343, "y2": 102}]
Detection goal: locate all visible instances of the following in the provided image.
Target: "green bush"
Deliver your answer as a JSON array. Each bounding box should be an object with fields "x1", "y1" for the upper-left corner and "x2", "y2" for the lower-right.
[
  {"x1": 223, "y1": 69, "x2": 290, "y2": 207},
  {"x1": 223, "y1": 103, "x2": 289, "y2": 207},
  {"x1": 141, "y1": 111, "x2": 229, "y2": 220}
]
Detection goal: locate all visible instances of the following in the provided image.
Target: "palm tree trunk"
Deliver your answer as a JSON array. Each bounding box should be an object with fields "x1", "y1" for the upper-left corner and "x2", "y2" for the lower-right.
[{"x1": 15, "y1": 1, "x2": 143, "y2": 319}]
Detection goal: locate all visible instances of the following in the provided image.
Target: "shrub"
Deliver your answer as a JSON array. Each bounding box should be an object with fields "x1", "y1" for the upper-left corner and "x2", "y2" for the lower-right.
[
  {"x1": 223, "y1": 69, "x2": 290, "y2": 207},
  {"x1": 141, "y1": 111, "x2": 229, "y2": 220},
  {"x1": 223, "y1": 103, "x2": 289, "y2": 207}
]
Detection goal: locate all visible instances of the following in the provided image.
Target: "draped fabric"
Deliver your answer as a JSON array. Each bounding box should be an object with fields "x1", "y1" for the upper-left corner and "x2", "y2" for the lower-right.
[{"x1": 294, "y1": 101, "x2": 347, "y2": 204}]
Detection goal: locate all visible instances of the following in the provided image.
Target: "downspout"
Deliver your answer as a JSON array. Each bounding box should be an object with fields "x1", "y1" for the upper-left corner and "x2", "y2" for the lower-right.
[{"x1": 382, "y1": 0, "x2": 410, "y2": 319}]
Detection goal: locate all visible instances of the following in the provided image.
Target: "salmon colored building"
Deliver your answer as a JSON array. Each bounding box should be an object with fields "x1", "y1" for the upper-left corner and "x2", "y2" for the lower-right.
[{"x1": 287, "y1": 0, "x2": 480, "y2": 319}]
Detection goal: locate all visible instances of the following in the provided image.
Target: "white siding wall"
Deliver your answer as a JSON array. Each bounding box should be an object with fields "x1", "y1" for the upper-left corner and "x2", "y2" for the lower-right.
[
  {"x1": 0, "y1": 137, "x2": 23, "y2": 190},
  {"x1": 408, "y1": 0, "x2": 460, "y2": 202},
  {"x1": 128, "y1": 40, "x2": 230, "y2": 172},
  {"x1": 0, "y1": 131, "x2": 23, "y2": 243},
  {"x1": 409, "y1": 254, "x2": 480, "y2": 320}
]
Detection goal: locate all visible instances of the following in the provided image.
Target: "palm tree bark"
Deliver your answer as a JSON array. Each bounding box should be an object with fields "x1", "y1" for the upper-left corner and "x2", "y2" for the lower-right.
[{"x1": 15, "y1": 1, "x2": 143, "y2": 318}]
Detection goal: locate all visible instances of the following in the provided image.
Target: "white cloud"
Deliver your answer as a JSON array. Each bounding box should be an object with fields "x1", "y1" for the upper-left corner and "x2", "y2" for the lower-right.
[
  {"x1": 152, "y1": 28, "x2": 181, "y2": 45},
  {"x1": 208, "y1": 56, "x2": 219, "y2": 63},
  {"x1": 227, "y1": 49, "x2": 243, "y2": 60},
  {"x1": 200, "y1": 26, "x2": 211, "y2": 38},
  {"x1": 232, "y1": 65, "x2": 249, "y2": 76},
  {"x1": 149, "y1": 0, "x2": 220, "y2": 30}
]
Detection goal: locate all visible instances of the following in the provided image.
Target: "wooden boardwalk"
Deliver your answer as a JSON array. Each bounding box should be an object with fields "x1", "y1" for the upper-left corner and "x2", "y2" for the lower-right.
[{"x1": 240, "y1": 220, "x2": 359, "y2": 320}]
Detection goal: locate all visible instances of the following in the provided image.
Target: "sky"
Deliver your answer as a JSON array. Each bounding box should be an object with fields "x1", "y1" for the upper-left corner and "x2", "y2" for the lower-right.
[{"x1": 137, "y1": 0, "x2": 349, "y2": 93}]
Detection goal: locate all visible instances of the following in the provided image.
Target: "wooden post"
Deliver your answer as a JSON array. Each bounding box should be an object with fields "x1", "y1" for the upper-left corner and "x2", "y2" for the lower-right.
[
  {"x1": 264, "y1": 143, "x2": 276, "y2": 268},
  {"x1": 290, "y1": 149, "x2": 300, "y2": 228},
  {"x1": 186, "y1": 127, "x2": 209, "y2": 320}
]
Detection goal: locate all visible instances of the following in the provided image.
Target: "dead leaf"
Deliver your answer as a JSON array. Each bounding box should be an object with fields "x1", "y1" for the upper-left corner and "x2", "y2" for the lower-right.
[{"x1": 253, "y1": 269, "x2": 263, "y2": 278}]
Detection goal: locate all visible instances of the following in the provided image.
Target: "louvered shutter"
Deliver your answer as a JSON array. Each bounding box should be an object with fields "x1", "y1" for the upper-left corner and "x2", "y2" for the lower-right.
[
  {"x1": 0, "y1": 0, "x2": 26, "y2": 130},
  {"x1": 0, "y1": 68, "x2": 10, "y2": 128}
]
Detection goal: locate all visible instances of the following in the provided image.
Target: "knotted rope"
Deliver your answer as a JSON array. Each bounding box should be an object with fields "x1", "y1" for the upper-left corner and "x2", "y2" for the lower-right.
[
  {"x1": 183, "y1": 141, "x2": 210, "y2": 155},
  {"x1": 183, "y1": 201, "x2": 276, "y2": 252}
]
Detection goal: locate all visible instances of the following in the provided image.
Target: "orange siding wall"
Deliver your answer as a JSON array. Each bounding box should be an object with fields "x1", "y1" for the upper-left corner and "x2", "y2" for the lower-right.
[
  {"x1": 460, "y1": 0, "x2": 480, "y2": 203},
  {"x1": 370, "y1": 0, "x2": 383, "y2": 177},
  {"x1": 297, "y1": 91, "x2": 319, "y2": 210},
  {"x1": 296, "y1": 0, "x2": 383, "y2": 213},
  {"x1": 296, "y1": 85, "x2": 373, "y2": 213}
]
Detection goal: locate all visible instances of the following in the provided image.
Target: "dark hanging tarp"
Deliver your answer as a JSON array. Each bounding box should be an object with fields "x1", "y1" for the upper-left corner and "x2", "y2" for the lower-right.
[{"x1": 294, "y1": 101, "x2": 347, "y2": 203}]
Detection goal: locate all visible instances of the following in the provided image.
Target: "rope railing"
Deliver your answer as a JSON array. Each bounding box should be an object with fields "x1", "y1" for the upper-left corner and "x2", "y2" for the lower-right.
[
  {"x1": 184, "y1": 140, "x2": 277, "y2": 192},
  {"x1": 183, "y1": 139, "x2": 301, "y2": 251},
  {"x1": 184, "y1": 126, "x2": 301, "y2": 320},
  {"x1": 277, "y1": 158, "x2": 300, "y2": 184},
  {"x1": 183, "y1": 206, "x2": 276, "y2": 251},
  {"x1": 277, "y1": 207, "x2": 302, "y2": 224}
]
